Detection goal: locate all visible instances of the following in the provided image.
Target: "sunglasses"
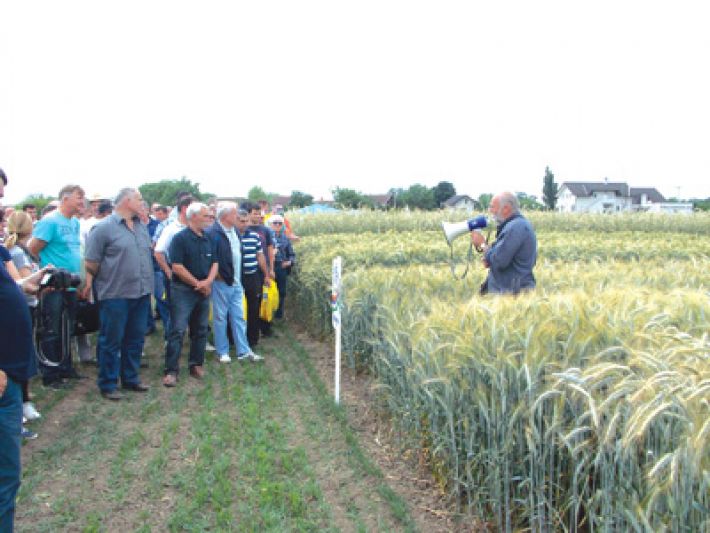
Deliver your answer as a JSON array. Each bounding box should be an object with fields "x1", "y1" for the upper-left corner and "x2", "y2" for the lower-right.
[{"x1": 271, "y1": 221, "x2": 283, "y2": 225}]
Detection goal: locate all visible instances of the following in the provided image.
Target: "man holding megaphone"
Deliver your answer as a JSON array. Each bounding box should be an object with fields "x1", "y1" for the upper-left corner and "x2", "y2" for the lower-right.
[{"x1": 471, "y1": 192, "x2": 537, "y2": 295}]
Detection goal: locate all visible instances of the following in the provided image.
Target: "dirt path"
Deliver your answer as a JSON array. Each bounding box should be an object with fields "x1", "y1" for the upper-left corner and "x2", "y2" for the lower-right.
[{"x1": 16, "y1": 322, "x2": 479, "y2": 531}]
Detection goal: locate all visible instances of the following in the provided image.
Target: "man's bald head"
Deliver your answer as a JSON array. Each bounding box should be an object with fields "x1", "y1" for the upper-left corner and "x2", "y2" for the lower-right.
[{"x1": 490, "y1": 191, "x2": 520, "y2": 224}]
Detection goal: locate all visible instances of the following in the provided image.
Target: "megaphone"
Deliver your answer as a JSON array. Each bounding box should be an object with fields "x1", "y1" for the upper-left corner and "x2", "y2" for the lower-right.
[{"x1": 442, "y1": 215, "x2": 488, "y2": 245}]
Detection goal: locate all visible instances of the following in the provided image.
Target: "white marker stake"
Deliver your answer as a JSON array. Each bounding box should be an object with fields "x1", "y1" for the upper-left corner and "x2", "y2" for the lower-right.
[{"x1": 332, "y1": 256, "x2": 342, "y2": 404}]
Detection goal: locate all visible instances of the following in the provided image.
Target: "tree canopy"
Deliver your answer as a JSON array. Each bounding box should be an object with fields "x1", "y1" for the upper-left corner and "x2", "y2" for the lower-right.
[
  {"x1": 289, "y1": 190, "x2": 314, "y2": 208},
  {"x1": 14, "y1": 193, "x2": 54, "y2": 212},
  {"x1": 332, "y1": 187, "x2": 374, "y2": 209},
  {"x1": 139, "y1": 177, "x2": 213, "y2": 207},
  {"x1": 432, "y1": 181, "x2": 456, "y2": 206}
]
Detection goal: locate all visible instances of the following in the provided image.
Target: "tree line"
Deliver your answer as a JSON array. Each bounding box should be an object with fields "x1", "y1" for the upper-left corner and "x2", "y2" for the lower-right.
[{"x1": 11, "y1": 171, "x2": 710, "y2": 212}]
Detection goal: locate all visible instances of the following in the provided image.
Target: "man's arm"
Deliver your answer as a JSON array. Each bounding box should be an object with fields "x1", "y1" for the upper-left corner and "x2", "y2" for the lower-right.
[
  {"x1": 80, "y1": 260, "x2": 100, "y2": 300},
  {"x1": 28, "y1": 238, "x2": 47, "y2": 259},
  {"x1": 172, "y1": 263, "x2": 200, "y2": 288},
  {"x1": 257, "y1": 252, "x2": 272, "y2": 286},
  {"x1": 154, "y1": 251, "x2": 172, "y2": 279}
]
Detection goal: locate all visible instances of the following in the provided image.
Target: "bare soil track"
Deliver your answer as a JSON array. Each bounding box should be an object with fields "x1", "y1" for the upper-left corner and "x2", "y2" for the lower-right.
[{"x1": 17, "y1": 320, "x2": 480, "y2": 532}]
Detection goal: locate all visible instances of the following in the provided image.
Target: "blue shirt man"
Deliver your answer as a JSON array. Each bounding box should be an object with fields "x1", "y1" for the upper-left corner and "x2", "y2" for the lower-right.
[
  {"x1": 29, "y1": 184, "x2": 86, "y2": 386},
  {"x1": 472, "y1": 192, "x2": 537, "y2": 295}
]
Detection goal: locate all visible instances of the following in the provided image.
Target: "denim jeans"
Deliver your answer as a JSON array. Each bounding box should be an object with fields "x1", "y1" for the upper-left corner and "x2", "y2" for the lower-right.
[
  {"x1": 165, "y1": 283, "x2": 210, "y2": 375},
  {"x1": 38, "y1": 290, "x2": 77, "y2": 383},
  {"x1": 153, "y1": 271, "x2": 171, "y2": 339},
  {"x1": 211, "y1": 280, "x2": 250, "y2": 356},
  {"x1": 96, "y1": 295, "x2": 150, "y2": 392},
  {"x1": 0, "y1": 379, "x2": 22, "y2": 532}
]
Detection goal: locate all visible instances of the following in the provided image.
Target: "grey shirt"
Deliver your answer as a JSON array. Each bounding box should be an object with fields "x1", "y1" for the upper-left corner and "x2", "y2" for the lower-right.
[{"x1": 85, "y1": 213, "x2": 153, "y2": 301}]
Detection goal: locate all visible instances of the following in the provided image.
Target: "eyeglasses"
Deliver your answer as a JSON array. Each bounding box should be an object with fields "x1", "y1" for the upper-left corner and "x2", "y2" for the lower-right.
[{"x1": 271, "y1": 221, "x2": 283, "y2": 225}]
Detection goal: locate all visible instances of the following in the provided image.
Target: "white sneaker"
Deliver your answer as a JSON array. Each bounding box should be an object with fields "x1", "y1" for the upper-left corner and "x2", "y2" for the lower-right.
[
  {"x1": 206, "y1": 342, "x2": 216, "y2": 352},
  {"x1": 236, "y1": 353, "x2": 249, "y2": 362},
  {"x1": 248, "y1": 351, "x2": 264, "y2": 362},
  {"x1": 23, "y1": 402, "x2": 41, "y2": 421},
  {"x1": 218, "y1": 354, "x2": 232, "y2": 363}
]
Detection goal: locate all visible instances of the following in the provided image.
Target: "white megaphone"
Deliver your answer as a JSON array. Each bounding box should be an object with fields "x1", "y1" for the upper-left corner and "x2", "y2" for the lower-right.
[{"x1": 442, "y1": 215, "x2": 488, "y2": 245}]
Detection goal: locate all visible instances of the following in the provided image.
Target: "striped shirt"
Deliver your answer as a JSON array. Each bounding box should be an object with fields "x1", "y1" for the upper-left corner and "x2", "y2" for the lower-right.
[{"x1": 238, "y1": 229, "x2": 262, "y2": 276}]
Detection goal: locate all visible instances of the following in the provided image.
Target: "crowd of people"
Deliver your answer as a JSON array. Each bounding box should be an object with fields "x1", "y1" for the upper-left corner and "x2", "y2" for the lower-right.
[{"x1": 0, "y1": 169, "x2": 297, "y2": 529}]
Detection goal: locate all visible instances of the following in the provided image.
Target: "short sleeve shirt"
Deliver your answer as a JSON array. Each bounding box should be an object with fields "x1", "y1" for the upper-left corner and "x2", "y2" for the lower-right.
[
  {"x1": 9, "y1": 245, "x2": 38, "y2": 306},
  {"x1": 32, "y1": 212, "x2": 82, "y2": 274},
  {"x1": 84, "y1": 214, "x2": 154, "y2": 300},
  {"x1": 168, "y1": 228, "x2": 216, "y2": 287}
]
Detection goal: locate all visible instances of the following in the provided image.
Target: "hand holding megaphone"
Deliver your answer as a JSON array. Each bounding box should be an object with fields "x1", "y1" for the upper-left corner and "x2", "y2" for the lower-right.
[{"x1": 441, "y1": 215, "x2": 489, "y2": 246}]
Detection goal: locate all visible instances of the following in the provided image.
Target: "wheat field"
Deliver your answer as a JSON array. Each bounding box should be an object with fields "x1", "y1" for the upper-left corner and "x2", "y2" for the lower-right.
[{"x1": 288, "y1": 211, "x2": 710, "y2": 532}]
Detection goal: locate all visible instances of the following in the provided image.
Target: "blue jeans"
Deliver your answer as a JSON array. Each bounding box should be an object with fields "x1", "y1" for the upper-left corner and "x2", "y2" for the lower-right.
[
  {"x1": 97, "y1": 295, "x2": 149, "y2": 392},
  {"x1": 165, "y1": 283, "x2": 210, "y2": 375},
  {"x1": 0, "y1": 379, "x2": 22, "y2": 532},
  {"x1": 38, "y1": 290, "x2": 77, "y2": 383},
  {"x1": 211, "y1": 280, "x2": 250, "y2": 356},
  {"x1": 153, "y1": 271, "x2": 171, "y2": 339}
]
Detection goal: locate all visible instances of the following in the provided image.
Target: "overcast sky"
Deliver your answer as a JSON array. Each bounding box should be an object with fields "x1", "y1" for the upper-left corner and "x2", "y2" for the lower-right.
[{"x1": 2, "y1": 1, "x2": 709, "y2": 205}]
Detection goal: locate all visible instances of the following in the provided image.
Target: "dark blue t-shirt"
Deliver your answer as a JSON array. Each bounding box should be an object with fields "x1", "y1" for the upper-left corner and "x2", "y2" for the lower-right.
[{"x1": 0, "y1": 246, "x2": 38, "y2": 382}]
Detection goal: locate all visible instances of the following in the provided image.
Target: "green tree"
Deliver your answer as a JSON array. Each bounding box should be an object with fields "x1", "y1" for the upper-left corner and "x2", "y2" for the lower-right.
[
  {"x1": 691, "y1": 197, "x2": 710, "y2": 211},
  {"x1": 139, "y1": 177, "x2": 212, "y2": 207},
  {"x1": 432, "y1": 181, "x2": 456, "y2": 207},
  {"x1": 332, "y1": 187, "x2": 373, "y2": 209},
  {"x1": 289, "y1": 190, "x2": 313, "y2": 208},
  {"x1": 542, "y1": 166, "x2": 558, "y2": 210},
  {"x1": 247, "y1": 186, "x2": 276, "y2": 204},
  {"x1": 516, "y1": 192, "x2": 544, "y2": 210},
  {"x1": 478, "y1": 193, "x2": 493, "y2": 209},
  {"x1": 398, "y1": 184, "x2": 437, "y2": 210},
  {"x1": 14, "y1": 193, "x2": 54, "y2": 213}
]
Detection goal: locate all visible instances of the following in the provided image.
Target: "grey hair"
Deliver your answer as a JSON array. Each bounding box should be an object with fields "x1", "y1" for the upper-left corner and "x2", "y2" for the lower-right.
[
  {"x1": 216, "y1": 201, "x2": 237, "y2": 221},
  {"x1": 115, "y1": 187, "x2": 138, "y2": 206},
  {"x1": 186, "y1": 202, "x2": 208, "y2": 220},
  {"x1": 498, "y1": 191, "x2": 520, "y2": 214}
]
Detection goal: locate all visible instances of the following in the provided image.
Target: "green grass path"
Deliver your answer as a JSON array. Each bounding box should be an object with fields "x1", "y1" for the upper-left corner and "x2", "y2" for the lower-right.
[{"x1": 15, "y1": 322, "x2": 417, "y2": 532}]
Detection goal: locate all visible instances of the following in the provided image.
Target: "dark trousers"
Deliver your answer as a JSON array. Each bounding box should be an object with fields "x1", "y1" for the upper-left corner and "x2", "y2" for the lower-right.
[
  {"x1": 0, "y1": 379, "x2": 22, "y2": 532},
  {"x1": 38, "y1": 291, "x2": 77, "y2": 384},
  {"x1": 164, "y1": 283, "x2": 210, "y2": 375},
  {"x1": 149, "y1": 271, "x2": 171, "y2": 339},
  {"x1": 97, "y1": 295, "x2": 150, "y2": 392},
  {"x1": 242, "y1": 273, "x2": 262, "y2": 347},
  {"x1": 274, "y1": 267, "x2": 289, "y2": 319}
]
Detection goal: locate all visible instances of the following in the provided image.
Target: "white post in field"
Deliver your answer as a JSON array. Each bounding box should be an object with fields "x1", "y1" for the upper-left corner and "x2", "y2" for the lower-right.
[{"x1": 332, "y1": 256, "x2": 342, "y2": 404}]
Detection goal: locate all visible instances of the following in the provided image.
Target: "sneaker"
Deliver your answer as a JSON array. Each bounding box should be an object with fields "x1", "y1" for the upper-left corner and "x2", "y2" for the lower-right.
[
  {"x1": 236, "y1": 353, "x2": 249, "y2": 362},
  {"x1": 218, "y1": 354, "x2": 232, "y2": 363},
  {"x1": 23, "y1": 402, "x2": 41, "y2": 421},
  {"x1": 247, "y1": 351, "x2": 264, "y2": 362},
  {"x1": 22, "y1": 427, "x2": 38, "y2": 440},
  {"x1": 205, "y1": 342, "x2": 216, "y2": 352}
]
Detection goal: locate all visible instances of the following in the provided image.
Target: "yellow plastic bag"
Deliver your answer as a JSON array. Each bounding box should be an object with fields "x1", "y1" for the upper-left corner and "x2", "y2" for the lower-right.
[{"x1": 259, "y1": 283, "x2": 280, "y2": 322}]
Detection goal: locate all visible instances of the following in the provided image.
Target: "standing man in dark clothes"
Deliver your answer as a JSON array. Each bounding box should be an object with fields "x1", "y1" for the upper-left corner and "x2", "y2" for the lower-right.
[
  {"x1": 471, "y1": 191, "x2": 537, "y2": 295},
  {"x1": 236, "y1": 209, "x2": 271, "y2": 349},
  {"x1": 162, "y1": 203, "x2": 218, "y2": 387},
  {"x1": 0, "y1": 168, "x2": 46, "y2": 531},
  {"x1": 244, "y1": 202, "x2": 276, "y2": 337}
]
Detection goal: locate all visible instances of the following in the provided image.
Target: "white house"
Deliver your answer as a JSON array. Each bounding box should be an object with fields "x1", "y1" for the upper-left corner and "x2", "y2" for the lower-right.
[
  {"x1": 557, "y1": 182, "x2": 633, "y2": 213},
  {"x1": 556, "y1": 182, "x2": 691, "y2": 213},
  {"x1": 441, "y1": 194, "x2": 479, "y2": 210}
]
